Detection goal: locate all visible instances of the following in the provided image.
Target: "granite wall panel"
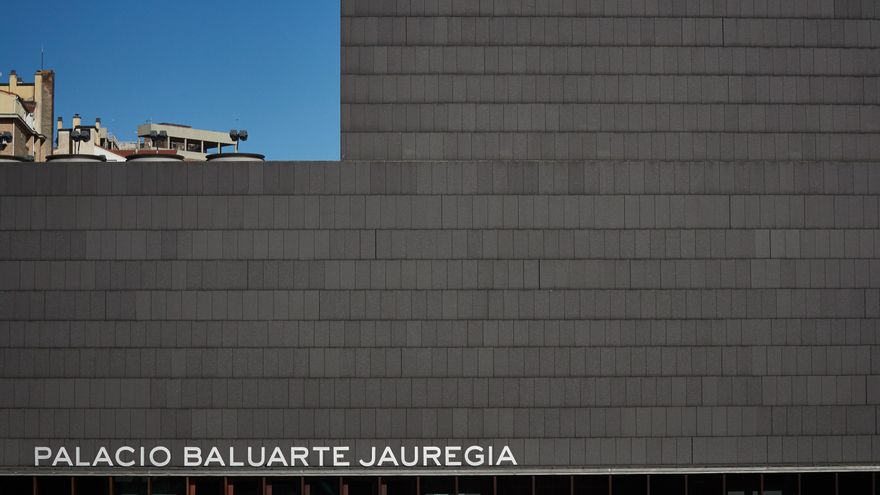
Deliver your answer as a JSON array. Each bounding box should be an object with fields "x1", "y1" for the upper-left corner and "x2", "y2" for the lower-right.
[
  {"x1": 0, "y1": 161, "x2": 878, "y2": 472},
  {"x1": 340, "y1": 1, "x2": 880, "y2": 160}
]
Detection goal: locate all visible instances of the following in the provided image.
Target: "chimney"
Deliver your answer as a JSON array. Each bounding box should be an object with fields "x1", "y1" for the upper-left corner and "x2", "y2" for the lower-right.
[
  {"x1": 95, "y1": 117, "x2": 101, "y2": 130},
  {"x1": 8, "y1": 70, "x2": 17, "y2": 90},
  {"x1": 72, "y1": 114, "x2": 81, "y2": 128},
  {"x1": 57, "y1": 117, "x2": 63, "y2": 130}
]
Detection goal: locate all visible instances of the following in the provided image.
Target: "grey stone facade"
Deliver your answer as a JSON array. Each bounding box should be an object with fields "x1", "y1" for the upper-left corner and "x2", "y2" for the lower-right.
[
  {"x1": 341, "y1": 0, "x2": 880, "y2": 160},
  {"x1": 0, "y1": 160, "x2": 878, "y2": 472},
  {"x1": 1, "y1": 0, "x2": 879, "y2": 477}
]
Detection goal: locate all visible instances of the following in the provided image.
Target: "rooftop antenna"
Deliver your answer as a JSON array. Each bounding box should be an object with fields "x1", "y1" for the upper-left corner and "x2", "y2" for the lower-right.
[{"x1": 40, "y1": 47, "x2": 44, "y2": 71}]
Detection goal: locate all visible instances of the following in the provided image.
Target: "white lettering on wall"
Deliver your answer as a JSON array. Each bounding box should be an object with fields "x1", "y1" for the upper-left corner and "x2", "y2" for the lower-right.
[{"x1": 33, "y1": 444, "x2": 518, "y2": 468}]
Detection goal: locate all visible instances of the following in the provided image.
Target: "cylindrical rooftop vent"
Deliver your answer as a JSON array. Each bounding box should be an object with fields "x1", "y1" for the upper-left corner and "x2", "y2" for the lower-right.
[
  {"x1": 205, "y1": 152, "x2": 265, "y2": 162},
  {"x1": 46, "y1": 154, "x2": 107, "y2": 163},
  {"x1": 125, "y1": 153, "x2": 185, "y2": 162}
]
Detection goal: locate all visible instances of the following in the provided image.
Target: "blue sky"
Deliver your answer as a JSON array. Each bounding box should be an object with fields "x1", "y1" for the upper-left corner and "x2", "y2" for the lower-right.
[{"x1": 6, "y1": 1, "x2": 340, "y2": 160}]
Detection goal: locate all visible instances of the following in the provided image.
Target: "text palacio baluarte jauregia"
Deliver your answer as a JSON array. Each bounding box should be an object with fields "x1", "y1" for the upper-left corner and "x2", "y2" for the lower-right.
[{"x1": 34, "y1": 445, "x2": 518, "y2": 469}]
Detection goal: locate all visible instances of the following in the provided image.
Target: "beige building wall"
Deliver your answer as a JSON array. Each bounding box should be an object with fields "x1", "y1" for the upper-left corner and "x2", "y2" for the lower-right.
[
  {"x1": 0, "y1": 121, "x2": 33, "y2": 158},
  {"x1": 0, "y1": 70, "x2": 54, "y2": 161},
  {"x1": 0, "y1": 90, "x2": 40, "y2": 159},
  {"x1": 56, "y1": 128, "x2": 98, "y2": 155},
  {"x1": 56, "y1": 117, "x2": 116, "y2": 157}
]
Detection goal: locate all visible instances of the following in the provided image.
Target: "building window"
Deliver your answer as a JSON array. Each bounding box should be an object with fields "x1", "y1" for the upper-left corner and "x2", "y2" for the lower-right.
[
  {"x1": 726, "y1": 473, "x2": 760, "y2": 495},
  {"x1": 6, "y1": 477, "x2": 35, "y2": 494},
  {"x1": 383, "y1": 476, "x2": 417, "y2": 495},
  {"x1": 114, "y1": 476, "x2": 148, "y2": 495},
  {"x1": 152, "y1": 477, "x2": 187, "y2": 495},
  {"x1": 421, "y1": 476, "x2": 455, "y2": 495},
  {"x1": 496, "y1": 474, "x2": 531, "y2": 495},
  {"x1": 839, "y1": 472, "x2": 873, "y2": 495},
  {"x1": 689, "y1": 474, "x2": 723, "y2": 495},
  {"x1": 343, "y1": 477, "x2": 377, "y2": 495},
  {"x1": 612, "y1": 474, "x2": 648, "y2": 495},
  {"x1": 535, "y1": 475, "x2": 570, "y2": 495},
  {"x1": 574, "y1": 475, "x2": 609, "y2": 494},
  {"x1": 650, "y1": 473, "x2": 686, "y2": 494},
  {"x1": 802, "y1": 473, "x2": 837, "y2": 495},
  {"x1": 763, "y1": 473, "x2": 798, "y2": 495},
  {"x1": 229, "y1": 477, "x2": 262, "y2": 495},
  {"x1": 189, "y1": 477, "x2": 223, "y2": 495},
  {"x1": 458, "y1": 475, "x2": 493, "y2": 495}
]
